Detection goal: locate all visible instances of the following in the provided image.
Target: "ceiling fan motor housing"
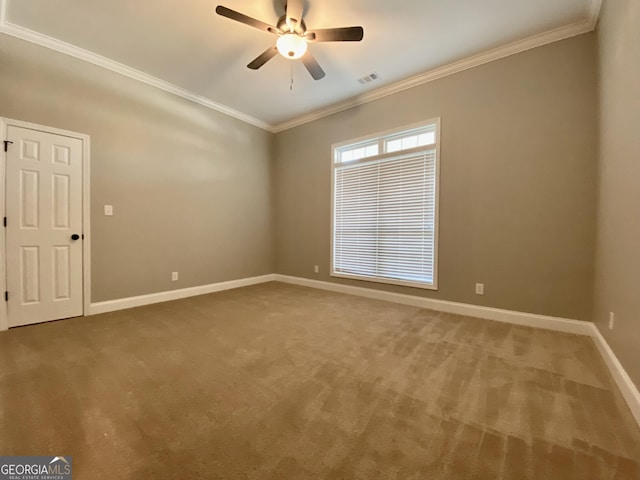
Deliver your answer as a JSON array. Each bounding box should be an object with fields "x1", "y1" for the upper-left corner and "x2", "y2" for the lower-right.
[{"x1": 277, "y1": 15, "x2": 306, "y2": 35}]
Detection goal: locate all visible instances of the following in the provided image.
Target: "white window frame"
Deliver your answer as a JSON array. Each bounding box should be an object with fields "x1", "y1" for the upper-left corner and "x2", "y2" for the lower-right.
[{"x1": 330, "y1": 118, "x2": 441, "y2": 290}]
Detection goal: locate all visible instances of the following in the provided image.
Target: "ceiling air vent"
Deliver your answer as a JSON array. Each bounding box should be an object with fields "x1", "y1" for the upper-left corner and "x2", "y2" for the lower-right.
[{"x1": 358, "y1": 72, "x2": 380, "y2": 85}]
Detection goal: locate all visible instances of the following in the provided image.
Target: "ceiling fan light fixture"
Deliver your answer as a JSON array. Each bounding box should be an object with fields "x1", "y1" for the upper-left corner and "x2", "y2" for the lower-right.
[
  {"x1": 216, "y1": 3, "x2": 363, "y2": 80},
  {"x1": 276, "y1": 33, "x2": 307, "y2": 59}
]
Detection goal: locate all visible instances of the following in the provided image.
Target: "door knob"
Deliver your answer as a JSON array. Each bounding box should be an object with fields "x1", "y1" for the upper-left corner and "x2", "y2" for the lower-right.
[{"x1": 71, "y1": 234, "x2": 80, "y2": 241}]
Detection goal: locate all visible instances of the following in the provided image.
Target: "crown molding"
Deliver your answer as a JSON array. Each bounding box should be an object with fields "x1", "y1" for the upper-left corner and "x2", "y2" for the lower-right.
[
  {"x1": 271, "y1": 19, "x2": 595, "y2": 132},
  {"x1": 0, "y1": 0, "x2": 602, "y2": 134},
  {"x1": 0, "y1": 1, "x2": 273, "y2": 132}
]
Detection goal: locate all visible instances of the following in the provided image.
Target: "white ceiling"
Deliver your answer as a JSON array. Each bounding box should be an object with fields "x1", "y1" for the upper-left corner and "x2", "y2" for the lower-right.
[{"x1": 1, "y1": 0, "x2": 599, "y2": 130}]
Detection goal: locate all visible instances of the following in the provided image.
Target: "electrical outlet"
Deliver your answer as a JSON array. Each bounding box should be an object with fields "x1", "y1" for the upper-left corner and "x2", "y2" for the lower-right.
[
  {"x1": 314, "y1": 265, "x2": 319, "y2": 274},
  {"x1": 172, "y1": 272, "x2": 179, "y2": 281},
  {"x1": 475, "y1": 283, "x2": 485, "y2": 295},
  {"x1": 104, "y1": 205, "x2": 113, "y2": 216},
  {"x1": 609, "y1": 312, "x2": 615, "y2": 330}
]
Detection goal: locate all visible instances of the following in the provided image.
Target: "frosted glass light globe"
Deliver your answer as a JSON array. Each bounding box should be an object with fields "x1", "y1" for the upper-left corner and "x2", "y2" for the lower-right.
[{"x1": 277, "y1": 34, "x2": 308, "y2": 59}]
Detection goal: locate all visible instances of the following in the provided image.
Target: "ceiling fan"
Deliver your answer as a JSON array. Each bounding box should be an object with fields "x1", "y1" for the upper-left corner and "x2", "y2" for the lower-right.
[{"x1": 215, "y1": 0, "x2": 364, "y2": 80}]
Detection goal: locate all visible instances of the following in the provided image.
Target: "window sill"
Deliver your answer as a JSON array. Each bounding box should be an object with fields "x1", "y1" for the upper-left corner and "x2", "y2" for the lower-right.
[{"x1": 330, "y1": 272, "x2": 438, "y2": 291}]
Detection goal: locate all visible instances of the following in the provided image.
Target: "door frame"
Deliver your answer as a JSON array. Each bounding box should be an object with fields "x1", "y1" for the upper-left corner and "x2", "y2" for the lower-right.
[{"x1": 0, "y1": 117, "x2": 91, "y2": 331}]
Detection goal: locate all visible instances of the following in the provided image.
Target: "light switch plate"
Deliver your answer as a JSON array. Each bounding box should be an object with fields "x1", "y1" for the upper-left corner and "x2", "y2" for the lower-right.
[{"x1": 104, "y1": 205, "x2": 113, "y2": 216}]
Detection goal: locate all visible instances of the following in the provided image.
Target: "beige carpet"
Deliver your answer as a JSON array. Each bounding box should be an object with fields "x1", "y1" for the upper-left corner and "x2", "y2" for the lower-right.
[{"x1": 0, "y1": 282, "x2": 639, "y2": 479}]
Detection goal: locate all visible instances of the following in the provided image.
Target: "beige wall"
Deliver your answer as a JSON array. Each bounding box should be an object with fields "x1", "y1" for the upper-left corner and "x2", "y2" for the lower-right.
[
  {"x1": 274, "y1": 34, "x2": 598, "y2": 321},
  {"x1": 0, "y1": 35, "x2": 275, "y2": 302},
  {"x1": 594, "y1": 0, "x2": 640, "y2": 388},
  {"x1": 0, "y1": 31, "x2": 601, "y2": 323}
]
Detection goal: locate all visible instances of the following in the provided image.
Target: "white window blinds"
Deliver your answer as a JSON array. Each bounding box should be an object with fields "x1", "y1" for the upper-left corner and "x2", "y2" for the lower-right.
[{"x1": 332, "y1": 122, "x2": 439, "y2": 289}]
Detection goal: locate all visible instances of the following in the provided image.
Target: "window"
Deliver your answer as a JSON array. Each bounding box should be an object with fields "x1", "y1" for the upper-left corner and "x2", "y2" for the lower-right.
[{"x1": 332, "y1": 120, "x2": 440, "y2": 289}]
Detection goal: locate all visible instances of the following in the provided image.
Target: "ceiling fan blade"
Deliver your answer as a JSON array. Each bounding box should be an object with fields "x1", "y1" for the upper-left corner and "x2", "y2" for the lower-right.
[
  {"x1": 285, "y1": 0, "x2": 304, "y2": 31},
  {"x1": 301, "y1": 50, "x2": 325, "y2": 80},
  {"x1": 215, "y1": 6, "x2": 279, "y2": 34},
  {"x1": 306, "y1": 26, "x2": 364, "y2": 42},
  {"x1": 247, "y1": 45, "x2": 279, "y2": 70}
]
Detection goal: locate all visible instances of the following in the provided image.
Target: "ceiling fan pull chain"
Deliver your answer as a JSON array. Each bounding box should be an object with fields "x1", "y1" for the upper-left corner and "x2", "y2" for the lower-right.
[{"x1": 290, "y1": 62, "x2": 294, "y2": 91}]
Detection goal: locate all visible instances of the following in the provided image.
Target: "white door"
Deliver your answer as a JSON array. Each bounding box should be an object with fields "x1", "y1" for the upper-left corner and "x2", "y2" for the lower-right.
[{"x1": 5, "y1": 125, "x2": 83, "y2": 327}]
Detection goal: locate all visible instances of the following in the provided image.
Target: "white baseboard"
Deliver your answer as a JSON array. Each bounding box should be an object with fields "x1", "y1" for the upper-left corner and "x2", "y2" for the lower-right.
[
  {"x1": 589, "y1": 324, "x2": 640, "y2": 427},
  {"x1": 274, "y1": 275, "x2": 592, "y2": 336},
  {"x1": 87, "y1": 274, "x2": 276, "y2": 315}
]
